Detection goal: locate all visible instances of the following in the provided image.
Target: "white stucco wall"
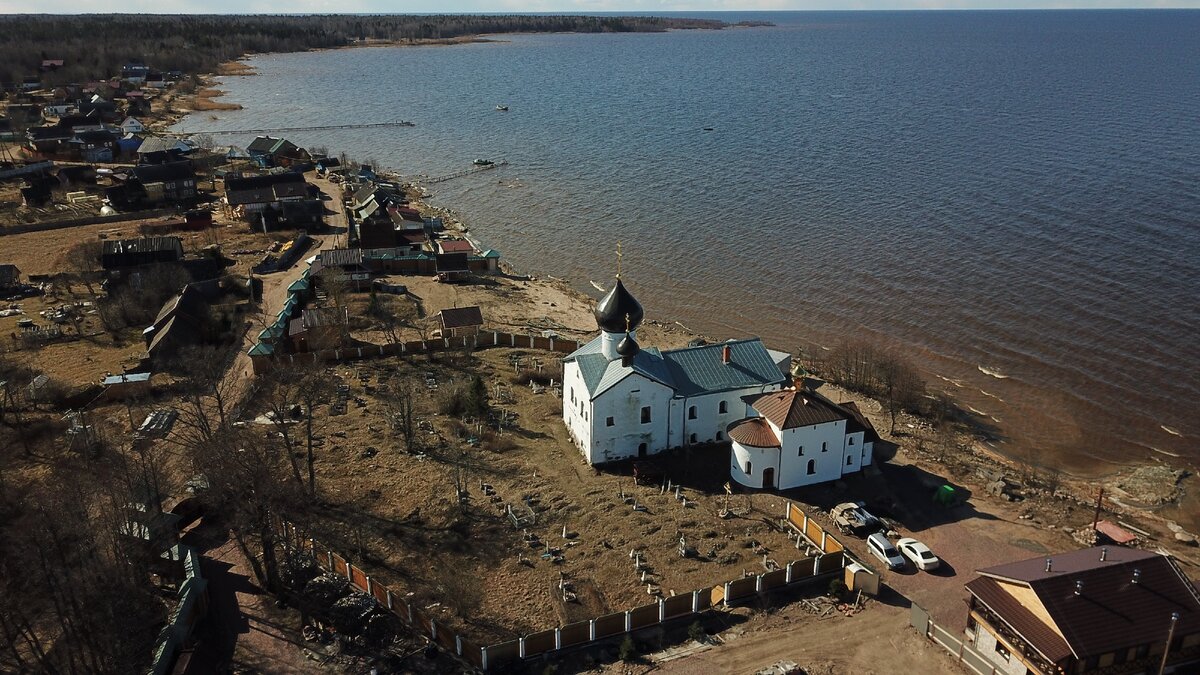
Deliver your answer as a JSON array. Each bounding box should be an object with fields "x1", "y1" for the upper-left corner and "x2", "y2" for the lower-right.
[
  {"x1": 562, "y1": 361, "x2": 591, "y2": 458},
  {"x1": 587, "y1": 373, "x2": 674, "y2": 464},
  {"x1": 730, "y1": 442, "x2": 781, "y2": 488},
  {"x1": 680, "y1": 387, "x2": 779, "y2": 446}
]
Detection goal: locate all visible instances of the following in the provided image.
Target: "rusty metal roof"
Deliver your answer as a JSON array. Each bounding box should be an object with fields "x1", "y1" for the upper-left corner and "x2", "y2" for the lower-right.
[{"x1": 727, "y1": 417, "x2": 779, "y2": 448}]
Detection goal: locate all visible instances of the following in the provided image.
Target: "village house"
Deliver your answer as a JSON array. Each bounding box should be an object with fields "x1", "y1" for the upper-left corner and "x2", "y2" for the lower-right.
[
  {"x1": 68, "y1": 129, "x2": 118, "y2": 162},
  {"x1": 435, "y1": 306, "x2": 484, "y2": 337},
  {"x1": 120, "y1": 116, "x2": 145, "y2": 134},
  {"x1": 144, "y1": 283, "x2": 211, "y2": 364},
  {"x1": 136, "y1": 137, "x2": 193, "y2": 165},
  {"x1": 727, "y1": 387, "x2": 879, "y2": 490},
  {"x1": 130, "y1": 161, "x2": 197, "y2": 204},
  {"x1": 101, "y1": 236, "x2": 185, "y2": 271},
  {"x1": 562, "y1": 276, "x2": 790, "y2": 465},
  {"x1": 122, "y1": 63, "x2": 149, "y2": 84},
  {"x1": 964, "y1": 546, "x2": 1200, "y2": 675},
  {"x1": 289, "y1": 307, "x2": 346, "y2": 352},
  {"x1": 0, "y1": 264, "x2": 22, "y2": 291},
  {"x1": 224, "y1": 172, "x2": 318, "y2": 229},
  {"x1": 246, "y1": 136, "x2": 309, "y2": 168},
  {"x1": 437, "y1": 239, "x2": 475, "y2": 255},
  {"x1": 434, "y1": 253, "x2": 470, "y2": 283}
]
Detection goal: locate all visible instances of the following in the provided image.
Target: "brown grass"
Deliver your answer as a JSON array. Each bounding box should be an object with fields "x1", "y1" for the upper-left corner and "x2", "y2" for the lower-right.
[{"x1": 190, "y1": 88, "x2": 243, "y2": 112}]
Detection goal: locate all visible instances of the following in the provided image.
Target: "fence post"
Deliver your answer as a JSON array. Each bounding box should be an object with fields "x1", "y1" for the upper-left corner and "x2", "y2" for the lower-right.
[
  {"x1": 554, "y1": 627, "x2": 562, "y2": 650},
  {"x1": 786, "y1": 561, "x2": 794, "y2": 584},
  {"x1": 430, "y1": 619, "x2": 437, "y2": 641},
  {"x1": 386, "y1": 589, "x2": 394, "y2": 610},
  {"x1": 821, "y1": 530, "x2": 828, "y2": 551},
  {"x1": 589, "y1": 619, "x2": 596, "y2": 640},
  {"x1": 407, "y1": 603, "x2": 414, "y2": 624},
  {"x1": 658, "y1": 598, "x2": 665, "y2": 622},
  {"x1": 756, "y1": 574, "x2": 764, "y2": 593},
  {"x1": 724, "y1": 581, "x2": 732, "y2": 606},
  {"x1": 308, "y1": 537, "x2": 315, "y2": 554},
  {"x1": 345, "y1": 561, "x2": 353, "y2": 581},
  {"x1": 366, "y1": 576, "x2": 373, "y2": 597},
  {"x1": 624, "y1": 610, "x2": 632, "y2": 632},
  {"x1": 519, "y1": 636, "x2": 526, "y2": 658},
  {"x1": 692, "y1": 590, "x2": 700, "y2": 613},
  {"x1": 327, "y1": 550, "x2": 334, "y2": 570},
  {"x1": 481, "y1": 647, "x2": 489, "y2": 671},
  {"x1": 456, "y1": 634, "x2": 463, "y2": 656}
]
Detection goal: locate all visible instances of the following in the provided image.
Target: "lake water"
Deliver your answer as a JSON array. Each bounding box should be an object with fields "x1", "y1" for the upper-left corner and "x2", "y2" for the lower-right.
[{"x1": 177, "y1": 10, "x2": 1200, "y2": 474}]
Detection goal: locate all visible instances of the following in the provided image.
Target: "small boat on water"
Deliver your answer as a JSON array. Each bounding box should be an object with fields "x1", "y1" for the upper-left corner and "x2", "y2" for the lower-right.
[
  {"x1": 473, "y1": 159, "x2": 494, "y2": 166},
  {"x1": 495, "y1": 104, "x2": 509, "y2": 111}
]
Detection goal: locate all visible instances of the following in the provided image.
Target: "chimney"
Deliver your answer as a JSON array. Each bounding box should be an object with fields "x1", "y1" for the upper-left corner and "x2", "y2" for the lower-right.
[
  {"x1": 1100, "y1": 547, "x2": 1108, "y2": 562},
  {"x1": 1074, "y1": 580, "x2": 1084, "y2": 596},
  {"x1": 1045, "y1": 558, "x2": 1052, "y2": 572},
  {"x1": 722, "y1": 344, "x2": 731, "y2": 364},
  {"x1": 1132, "y1": 569, "x2": 1141, "y2": 584}
]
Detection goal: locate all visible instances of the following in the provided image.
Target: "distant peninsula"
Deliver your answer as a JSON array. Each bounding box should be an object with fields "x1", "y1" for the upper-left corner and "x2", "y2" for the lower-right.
[{"x1": 0, "y1": 14, "x2": 735, "y2": 85}]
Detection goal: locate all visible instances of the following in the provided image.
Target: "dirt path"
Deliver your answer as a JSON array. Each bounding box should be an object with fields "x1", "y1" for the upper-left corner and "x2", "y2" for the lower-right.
[
  {"x1": 647, "y1": 601, "x2": 958, "y2": 675},
  {"x1": 188, "y1": 529, "x2": 324, "y2": 673}
]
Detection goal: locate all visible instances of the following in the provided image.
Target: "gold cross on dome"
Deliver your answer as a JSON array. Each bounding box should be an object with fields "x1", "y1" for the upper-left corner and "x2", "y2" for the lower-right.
[
  {"x1": 616, "y1": 241, "x2": 623, "y2": 279},
  {"x1": 625, "y1": 313, "x2": 631, "y2": 333}
]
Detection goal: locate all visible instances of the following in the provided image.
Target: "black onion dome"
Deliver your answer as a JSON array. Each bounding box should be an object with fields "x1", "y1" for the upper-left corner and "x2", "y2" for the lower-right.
[
  {"x1": 594, "y1": 279, "x2": 644, "y2": 333},
  {"x1": 617, "y1": 332, "x2": 640, "y2": 358}
]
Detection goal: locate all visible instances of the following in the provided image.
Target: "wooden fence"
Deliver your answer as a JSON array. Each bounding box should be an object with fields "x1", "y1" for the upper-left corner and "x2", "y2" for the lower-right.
[
  {"x1": 0, "y1": 207, "x2": 178, "y2": 236},
  {"x1": 911, "y1": 603, "x2": 1002, "y2": 675},
  {"x1": 252, "y1": 331, "x2": 581, "y2": 373},
  {"x1": 275, "y1": 500, "x2": 849, "y2": 671}
]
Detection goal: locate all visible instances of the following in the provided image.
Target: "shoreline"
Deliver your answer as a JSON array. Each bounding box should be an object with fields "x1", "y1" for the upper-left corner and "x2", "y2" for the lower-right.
[{"x1": 165, "y1": 46, "x2": 1196, "y2": 537}]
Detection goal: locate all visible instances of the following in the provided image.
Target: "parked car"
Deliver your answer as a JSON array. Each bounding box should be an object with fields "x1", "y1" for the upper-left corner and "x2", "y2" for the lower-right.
[
  {"x1": 866, "y1": 533, "x2": 906, "y2": 570},
  {"x1": 832, "y1": 501, "x2": 882, "y2": 536},
  {"x1": 897, "y1": 537, "x2": 941, "y2": 571}
]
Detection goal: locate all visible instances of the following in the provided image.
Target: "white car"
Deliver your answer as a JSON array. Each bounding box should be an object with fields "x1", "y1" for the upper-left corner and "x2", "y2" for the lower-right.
[
  {"x1": 897, "y1": 537, "x2": 941, "y2": 571},
  {"x1": 866, "y1": 533, "x2": 906, "y2": 571}
]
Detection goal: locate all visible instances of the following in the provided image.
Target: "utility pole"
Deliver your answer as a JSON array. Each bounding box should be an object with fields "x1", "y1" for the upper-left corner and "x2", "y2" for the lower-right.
[{"x1": 1156, "y1": 612, "x2": 1180, "y2": 675}]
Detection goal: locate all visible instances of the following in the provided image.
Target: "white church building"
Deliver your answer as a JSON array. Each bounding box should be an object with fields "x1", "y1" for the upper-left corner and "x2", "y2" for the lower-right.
[
  {"x1": 727, "y1": 387, "x2": 880, "y2": 490},
  {"x1": 562, "y1": 276, "x2": 791, "y2": 465}
]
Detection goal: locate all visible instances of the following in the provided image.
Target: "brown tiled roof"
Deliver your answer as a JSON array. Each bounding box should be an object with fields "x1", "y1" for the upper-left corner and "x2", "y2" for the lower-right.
[
  {"x1": 727, "y1": 417, "x2": 779, "y2": 448},
  {"x1": 838, "y1": 400, "x2": 881, "y2": 442},
  {"x1": 437, "y1": 306, "x2": 483, "y2": 330},
  {"x1": 969, "y1": 547, "x2": 1200, "y2": 661},
  {"x1": 742, "y1": 389, "x2": 847, "y2": 430},
  {"x1": 438, "y1": 239, "x2": 474, "y2": 253}
]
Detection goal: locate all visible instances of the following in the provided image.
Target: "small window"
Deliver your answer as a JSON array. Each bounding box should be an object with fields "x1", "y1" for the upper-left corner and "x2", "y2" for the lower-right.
[
  {"x1": 570, "y1": 388, "x2": 574, "y2": 403},
  {"x1": 994, "y1": 641, "x2": 1011, "y2": 661},
  {"x1": 640, "y1": 406, "x2": 651, "y2": 424},
  {"x1": 848, "y1": 437, "x2": 855, "y2": 446},
  {"x1": 689, "y1": 433, "x2": 697, "y2": 444},
  {"x1": 716, "y1": 431, "x2": 723, "y2": 441},
  {"x1": 688, "y1": 406, "x2": 697, "y2": 420},
  {"x1": 719, "y1": 401, "x2": 728, "y2": 414},
  {"x1": 606, "y1": 417, "x2": 614, "y2": 427},
  {"x1": 798, "y1": 445, "x2": 804, "y2": 456},
  {"x1": 745, "y1": 461, "x2": 752, "y2": 475},
  {"x1": 806, "y1": 459, "x2": 816, "y2": 475},
  {"x1": 821, "y1": 441, "x2": 827, "y2": 452},
  {"x1": 846, "y1": 455, "x2": 853, "y2": 466}
]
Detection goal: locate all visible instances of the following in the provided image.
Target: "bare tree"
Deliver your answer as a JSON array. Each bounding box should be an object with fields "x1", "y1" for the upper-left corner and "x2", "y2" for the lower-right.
[
  {"x1": 385, "y1": 376, "x2": 418, "y2": 452},
  {"x1": 61, "y1": 240, "x2": 104, "y2": 295}
]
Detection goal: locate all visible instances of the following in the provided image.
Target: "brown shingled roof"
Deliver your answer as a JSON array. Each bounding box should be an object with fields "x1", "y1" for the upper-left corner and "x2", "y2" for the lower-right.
[
  {"x1": 727, "y1": 417, "x2": 780, "y2": 448},
  {"x1": 742, "y1": 389, "x2": 848, "y2": 430},
  {"x1": 967, "y1": 547, "x2": 1200, "y2": 662},
  {"x1": 437, "y1": 306, "x2": 483, "y2": 330}
]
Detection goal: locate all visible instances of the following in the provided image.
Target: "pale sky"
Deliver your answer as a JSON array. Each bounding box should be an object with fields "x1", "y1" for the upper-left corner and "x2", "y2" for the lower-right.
[{"x1": 0, "y1": 0, "x2": 1196, "y2": 13}]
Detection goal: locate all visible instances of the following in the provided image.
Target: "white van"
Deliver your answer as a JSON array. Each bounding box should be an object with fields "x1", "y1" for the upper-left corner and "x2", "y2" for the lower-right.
[{"x1": 866, "y1": 533, "x2": 906, "y2": 570}]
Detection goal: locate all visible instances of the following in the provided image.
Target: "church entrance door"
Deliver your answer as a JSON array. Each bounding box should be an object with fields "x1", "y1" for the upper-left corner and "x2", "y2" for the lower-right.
[
  {"x1": 638, "y1": 443, "x2": 648, "y2": 458},
  {"x1": 762, "y1": 467, "x2": 775, "y2": 489}
]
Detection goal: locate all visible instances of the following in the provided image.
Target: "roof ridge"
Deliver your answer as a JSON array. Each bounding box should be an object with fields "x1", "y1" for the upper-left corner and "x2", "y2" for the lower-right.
[{"x1": 662, "y1": 337, "x2": 762, "y2": 356}]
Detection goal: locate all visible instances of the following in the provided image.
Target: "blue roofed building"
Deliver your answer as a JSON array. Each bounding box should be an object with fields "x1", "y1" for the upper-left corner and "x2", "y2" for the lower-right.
[{"x1": 562, "y1": 274, "x2": 791, "y2": 465}]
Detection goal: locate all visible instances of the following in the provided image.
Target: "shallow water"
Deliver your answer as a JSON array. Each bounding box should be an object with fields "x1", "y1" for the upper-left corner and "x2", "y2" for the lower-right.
[{"x1": 177, "y1": 10, "x2": 1200, "y2": 473}]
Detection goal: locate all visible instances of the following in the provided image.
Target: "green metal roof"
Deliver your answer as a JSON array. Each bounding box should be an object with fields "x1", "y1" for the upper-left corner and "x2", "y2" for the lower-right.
[{"x1": 248, "y1": 342, "x2": 274, "y2": 356}]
